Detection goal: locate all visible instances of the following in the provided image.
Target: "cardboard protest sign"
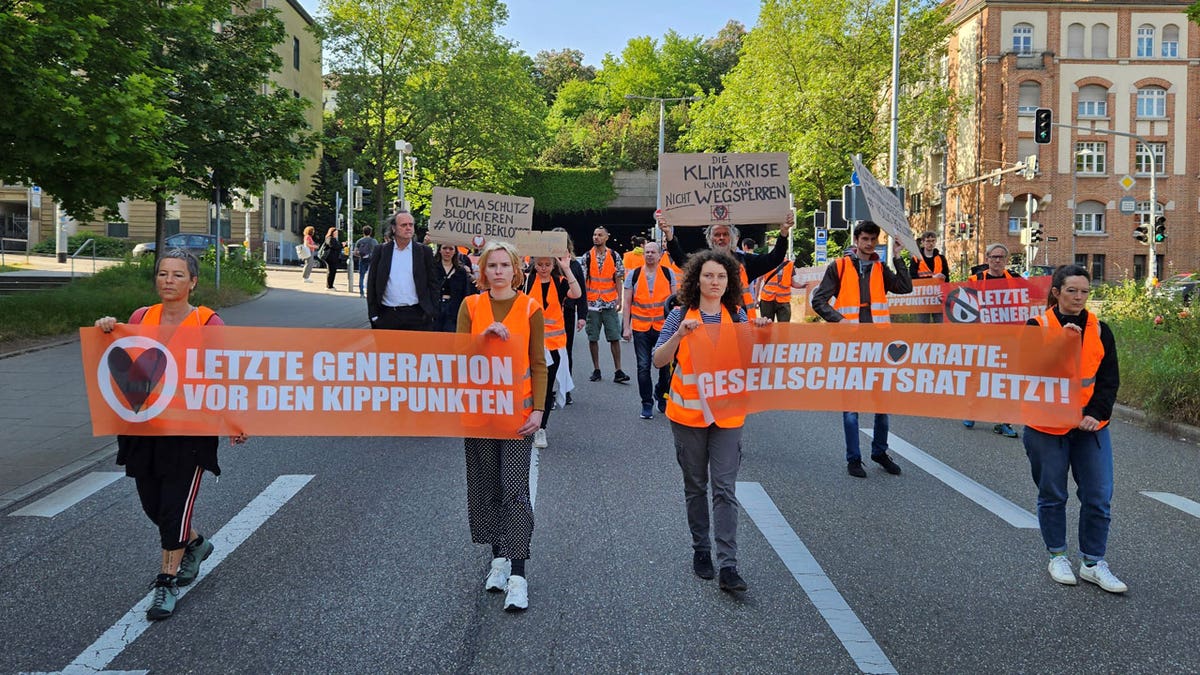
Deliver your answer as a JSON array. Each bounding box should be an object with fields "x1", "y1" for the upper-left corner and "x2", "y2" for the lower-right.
[
  {"x1": 428, "y1": 187, "x2": 533, "y2": 249},
  {"x1": 941, "y1": 276, "x2": 1051, "y2": 324},
  {"x1": 659, "y1": 152, "x2": 790, "y2": 226},
  {"x1": 850, "y1": 157, "x2": 920, "y2": 253},
  {"x1": 513, "y1": 230, "x2": 570, "y2": 258},
  {"x1": 81, "y1": 326, "x2": 529, "y2": 438},
  {"x1": 684, "y1": 322, "x2": 1081, "y2": 425},
  {"x1": 791, "y1": 264, "x2": 828, "y2": 320}
]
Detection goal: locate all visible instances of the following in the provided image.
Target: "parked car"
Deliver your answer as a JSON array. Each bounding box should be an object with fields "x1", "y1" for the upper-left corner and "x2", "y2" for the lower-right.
[
  {"x1": 132, "y1": 233, "x2": 228, "y2": 259},
  {"x1": 1157, "y1": 272, "x2": 1198, "y2": 304}
]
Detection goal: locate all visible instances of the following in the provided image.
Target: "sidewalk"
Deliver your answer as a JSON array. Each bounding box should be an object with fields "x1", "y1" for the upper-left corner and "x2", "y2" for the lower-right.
[{"x1": 0, "y1": 264, "x2": 372, "y2": 509}]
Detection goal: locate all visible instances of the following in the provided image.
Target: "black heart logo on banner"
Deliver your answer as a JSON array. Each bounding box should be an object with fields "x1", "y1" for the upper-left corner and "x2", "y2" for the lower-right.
[
  {"x1": 886, "y1": 342, "x2": 909, "y2": 363},
  {"x1": 107, "y1": 347, "x2": 168, "y2": 412}
]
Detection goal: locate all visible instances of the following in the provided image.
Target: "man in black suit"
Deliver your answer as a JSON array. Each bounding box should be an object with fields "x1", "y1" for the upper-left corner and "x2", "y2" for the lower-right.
[{"x1": 367, "y1": 211, "x2": 443, "y2": 331}]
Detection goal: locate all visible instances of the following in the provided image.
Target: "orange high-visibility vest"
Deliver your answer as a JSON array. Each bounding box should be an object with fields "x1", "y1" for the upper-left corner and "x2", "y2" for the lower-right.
[
  {"x1": 665, "y1": 307, "x2": 746, "y2": 429},
  {"x1": 661, "y1": 252, "x2": 682, "y2": 277},
  {"x1": 140, "y1": 304, "x2": 217, "y2": 326},
  {"x1": 916, "y1": 255, "x2": 944, "y2": 278},
  {"x1": 759, "y1": 260, "x2": 794, "y2": 303},
  {"x1": 622, "y1": 249, "x2": 644, "y2": 272},
  {"x1": 463, "y1": 292, "x2": 537, "y2": 419},
  {"x1": 738, "y1": 263, "x2": 757, "y2": 319},
  {"x1": 532, "y1": 277, "x2": 567, "y2": 350},
  {"x1": 630, "y1": 265, "x2": 673, "y2": 332},
  {"x1": 973, "y1": 269, "x2": 1015, "y2": 283},
  {"x1": 834, "y1": 256, "x2": 889, "y2": 323},
  {"x1": 1028, "y1": 309, "x2": 1107, "y2": 436},
  {"x1": 586, "y1": 247, "x2": 619, "y2": 304}
]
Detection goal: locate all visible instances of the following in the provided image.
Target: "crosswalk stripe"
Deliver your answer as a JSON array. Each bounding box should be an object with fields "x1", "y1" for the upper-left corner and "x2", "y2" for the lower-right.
[
  {"x1": 10, "y1": 472, "x2": 124, "y2": 518},
  {"x1": 1141, "y1": 491, "x2": 1200, "y2": 519}
]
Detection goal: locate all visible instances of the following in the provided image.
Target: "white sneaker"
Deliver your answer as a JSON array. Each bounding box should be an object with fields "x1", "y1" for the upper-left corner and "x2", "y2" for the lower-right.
[
  {"x1": 1047, "y1": 556, "x2": 1077, "y2": 585},
  {"x1": 303, "y1": 278, "x2": 313, "y2": 283},
  {"x1": 532, "y1": 429, "x2": 547, "y2": 449},
  {"x1": 484, "y1": 557, "x2": 510, "y2": 592},
  {"x1": 1079, "y1": 560, "x2": 1127, "y2": 593},
  {"x1": 504, "y1": 575, "x2": 528, "y2": 611}
]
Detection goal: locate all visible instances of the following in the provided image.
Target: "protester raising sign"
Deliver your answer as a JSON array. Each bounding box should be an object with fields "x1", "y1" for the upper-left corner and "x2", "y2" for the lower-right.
[
  {"x1": 659, "y1": 152, "x2": 791, "y2": 226},
  {"x1": 850, "y1": 156, "x2": 920, "y2": 253},
  {"x1": 513, "y1": 230, "x2": 570, "y2": 258},
  {"x1": 428, "y1": 187, "x2": 534, "y2": 249}
]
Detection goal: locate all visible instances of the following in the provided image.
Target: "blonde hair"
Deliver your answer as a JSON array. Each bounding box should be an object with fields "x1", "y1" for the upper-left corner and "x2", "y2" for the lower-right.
[{"x1": 476, "y1": 241, "x2": 525, "y2": 291}]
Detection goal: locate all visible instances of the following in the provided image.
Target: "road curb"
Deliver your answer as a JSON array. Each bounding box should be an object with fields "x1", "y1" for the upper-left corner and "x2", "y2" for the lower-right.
[
  {"x1": 1112, "y1": 402, "x2": 1200, "y2": 447},
  {"x1": 0, "y1": 441, "x2": 118, "y2": 511}
]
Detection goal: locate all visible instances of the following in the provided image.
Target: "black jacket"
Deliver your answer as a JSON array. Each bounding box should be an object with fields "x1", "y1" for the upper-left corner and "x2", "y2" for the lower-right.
[
  {"x1": 811, "y1": 250, "x2": 913, "y2": 323},
  {"x1": 367, "y1": 241, "x2": 444, "y2": 323},
  {"x1": 665, "y1": 234, "x2": 788, "y2": 282}
]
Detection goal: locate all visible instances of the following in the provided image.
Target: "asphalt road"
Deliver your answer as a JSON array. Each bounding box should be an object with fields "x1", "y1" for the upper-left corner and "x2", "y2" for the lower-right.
[{"x1": 2, "y1": 338, "x2": 1199, "y2": 674}]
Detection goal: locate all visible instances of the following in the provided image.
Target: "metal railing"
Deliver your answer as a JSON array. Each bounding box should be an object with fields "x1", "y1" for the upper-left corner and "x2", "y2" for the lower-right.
[
  {"x1": 70, "y1": 238, "x2": 96, "y2": 278},
  {"x1": 0, "y1": 237, "x2": 30, "y2": 267}
]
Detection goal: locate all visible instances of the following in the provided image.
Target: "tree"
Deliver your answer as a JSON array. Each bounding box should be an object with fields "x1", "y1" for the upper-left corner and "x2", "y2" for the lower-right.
[
  {"x1": 532, "y1": 49, "x2": 596, "y2": 104},
  {"x1": 702, "y1": 20, "x2": 747, "y2": 92}
]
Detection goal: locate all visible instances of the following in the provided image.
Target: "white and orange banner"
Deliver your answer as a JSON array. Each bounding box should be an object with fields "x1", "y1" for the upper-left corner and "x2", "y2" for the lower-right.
[
  {"x1": 81, "y1": 326, "x2": 528, "y2": 438},
  {"x1": 941, "y1": 276, "x2": 1051, "y2": 324},
  {"x1": 685, "y1": 322, "x2": 1081, "y2": 426}
]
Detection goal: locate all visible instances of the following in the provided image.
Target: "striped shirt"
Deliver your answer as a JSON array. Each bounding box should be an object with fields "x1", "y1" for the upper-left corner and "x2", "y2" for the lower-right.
[{"x1": 654, "y1": 305, "x2": 748, "y2": 352}]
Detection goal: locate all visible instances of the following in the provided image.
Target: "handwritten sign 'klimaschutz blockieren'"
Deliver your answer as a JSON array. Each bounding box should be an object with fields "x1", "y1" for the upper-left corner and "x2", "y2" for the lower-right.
[
  {"x1": 429, "y1": 187, "x2": 534, "y2": 249},
  {"x1": 658, "y1": 152, "x2": 790, "y2": 226}
]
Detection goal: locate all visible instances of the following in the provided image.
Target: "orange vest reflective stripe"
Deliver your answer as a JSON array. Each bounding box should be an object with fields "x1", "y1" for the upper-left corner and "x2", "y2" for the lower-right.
[
  {"x1": 141, "y1": 304, "x2": 216, "y2": 326},
  {"x1": 586, "y1": 247, "x2": 619, "y2": 304},
  {"x1": 533, "y1": 278, "x2": 567, "y2": 351},
  {"x1": 834, "y1": 256, "x2": 890, "y2": 323},
  {"x1": 916, "y1": 255, "x2": 944, "y2": 278},
  {"x1": 759, "y1": 261, "x2": 794, "y2": 302},
  {"x1": 665, "y1": 307, "x2": 746, "y2": 428},
  {"x1": 630, "y1": 265, "x2": 673, "y2": 332},
  {"x1": 738, "y1": 264, "x2": 757, "y2": 319},
  {"x1": 973, "y1": 270, "x2": 1015, "y2": 283},
  {"x1": 1028, "y1": 309, "x2": 1107, "y2": 436},
  {"x1": 463, "y1": 292, "x2": 536, "y2": 419}
]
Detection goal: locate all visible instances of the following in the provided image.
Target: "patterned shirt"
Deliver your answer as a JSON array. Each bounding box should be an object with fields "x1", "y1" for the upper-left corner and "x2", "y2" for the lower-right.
[{"x1": 579, "y1": 248, "x2": 625, "y2": 312}]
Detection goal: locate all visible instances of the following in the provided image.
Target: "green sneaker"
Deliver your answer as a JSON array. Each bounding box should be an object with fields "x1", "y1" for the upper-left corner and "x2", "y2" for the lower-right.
[
  {"x1": 146, "y1": 574, "x2": 179, "y2": 621},
  {"x1": 176, "y1": 536, "x2": 214, "y2": 587}
]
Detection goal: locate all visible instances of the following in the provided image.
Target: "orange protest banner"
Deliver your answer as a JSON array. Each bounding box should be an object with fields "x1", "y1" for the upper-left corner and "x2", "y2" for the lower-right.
[
  {"x1": 887, "y1": 278, "x2": 942, "y2": 315},
  {"x1": 942, "y1": 275, "x2": 1051, "y2": 324},
  {"x1": 81, "y1": 326, "x2": 528, "y2": 438},
  {"x1": 684, "y1": 322, "x2": 1082, "y2": 426}
]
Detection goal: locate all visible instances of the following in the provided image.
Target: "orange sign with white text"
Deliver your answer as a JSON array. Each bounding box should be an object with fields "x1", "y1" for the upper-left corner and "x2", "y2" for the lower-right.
[
  {"x1": 684, "y1": 322, "x2": 1082, "y2": 426},
  {"x1": 81, "y1": 326, "x2": 527, "y2": 438}
]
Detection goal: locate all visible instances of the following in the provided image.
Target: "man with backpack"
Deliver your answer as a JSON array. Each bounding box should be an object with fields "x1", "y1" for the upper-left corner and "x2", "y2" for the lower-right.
[{"x1": 621, "y1": 241, "x2": 677, "y2": 419}]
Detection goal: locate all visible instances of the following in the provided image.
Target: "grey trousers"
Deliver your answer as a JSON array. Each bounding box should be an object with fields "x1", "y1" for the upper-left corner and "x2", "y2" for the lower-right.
[{"x1": 670, "y1": 421, "x2": 743, "y2": 569}]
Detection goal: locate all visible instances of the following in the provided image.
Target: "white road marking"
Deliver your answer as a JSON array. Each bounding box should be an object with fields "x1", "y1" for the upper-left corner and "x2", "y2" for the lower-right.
[
  {"x1": 57, "y1": 475, "x2": 314, "y2": 675},
  {"x1": 10, "y1": 472, "x2": 124, "y2": 518},
  {"x1": 1142, "y1": 491, "x2": 1200, "y2": 519},
  {"x1": 863, "y1": 430, "x2": 1038, "y2": 529},
  {"x1": 739, "y1": 481, "x2": 898, "y2": 675}
]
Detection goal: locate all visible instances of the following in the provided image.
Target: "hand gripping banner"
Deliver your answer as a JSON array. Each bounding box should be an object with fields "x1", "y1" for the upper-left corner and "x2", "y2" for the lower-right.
[
  {"x1": 683, "y1": 322, "x2": 1083, "y2": 426},
  {"x1": 81, "y1": 326, "x2": 528, "y2": 438}
]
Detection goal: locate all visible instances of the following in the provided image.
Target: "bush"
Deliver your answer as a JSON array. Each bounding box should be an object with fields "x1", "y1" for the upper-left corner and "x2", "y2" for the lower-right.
[
  {"x1": 30, "y1": 233, "x2": 135, "y2": 258},
  {"x1": 1093, "y1": 280, "x2": 1200, "y2": 427}
]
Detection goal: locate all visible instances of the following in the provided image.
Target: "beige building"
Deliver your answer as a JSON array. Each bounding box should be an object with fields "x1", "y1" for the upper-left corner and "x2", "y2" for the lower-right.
[
  {"x1": 20, "y1": 0, "x2": 322, "y2": 263},
  {"x1": 907, "y1": 0, "x2": 1198, "y2": 281}
]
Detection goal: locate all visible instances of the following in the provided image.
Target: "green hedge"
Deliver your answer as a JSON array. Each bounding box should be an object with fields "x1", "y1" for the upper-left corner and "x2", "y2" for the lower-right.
[
  {"x1": 30, "y1": 233, "x2": 135, "y2": 258},
  {"x1": 514, "y1": 167, "x2": 616, "y2": 214}
]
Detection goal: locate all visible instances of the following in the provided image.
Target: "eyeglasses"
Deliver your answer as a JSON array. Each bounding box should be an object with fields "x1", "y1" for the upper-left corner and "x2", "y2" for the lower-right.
[{"x1": 987, "y1": 254, "x2": 1007, "y2": 260}]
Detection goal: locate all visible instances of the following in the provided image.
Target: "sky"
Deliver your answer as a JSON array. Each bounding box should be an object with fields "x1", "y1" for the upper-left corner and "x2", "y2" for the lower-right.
[{"x1": 297, "y1": 0, "x2": 763, "y2": 66}]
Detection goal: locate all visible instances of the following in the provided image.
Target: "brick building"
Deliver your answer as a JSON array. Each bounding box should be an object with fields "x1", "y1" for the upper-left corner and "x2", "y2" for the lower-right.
[{"x1": 908, "y1": 0, "x2": 1198, "y2": 281}]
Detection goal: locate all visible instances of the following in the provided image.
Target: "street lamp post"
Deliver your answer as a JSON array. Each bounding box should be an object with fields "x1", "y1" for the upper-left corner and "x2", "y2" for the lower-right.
[
  {"x1": 624, "y1": 94, "x2": 699, "y2": 242},
  {"x1": 395, "y1": 139, "x2": 413, "y2": 211}
]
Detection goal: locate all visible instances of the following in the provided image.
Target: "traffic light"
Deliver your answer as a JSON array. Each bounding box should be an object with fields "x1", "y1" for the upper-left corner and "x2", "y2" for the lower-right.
[
  {"x1": 1030, "y1": 221, "x2": 1043, "y2": 244},
  {"x1": 1034, "y1": 108, "x2": 1053, "y2": 144},
  {"x1": 1134, "y1": 224, "x2": 1149, "y2": 244},
  {"x1": 1023, "y1": 155, "x2": 1039, "y2": 179},
  {"x1": 956, "y1": 222, "x2": 968, "y2": 240},
  {"x1": 1154, "y1": 215, "x2": 1167, "y2": 242}
]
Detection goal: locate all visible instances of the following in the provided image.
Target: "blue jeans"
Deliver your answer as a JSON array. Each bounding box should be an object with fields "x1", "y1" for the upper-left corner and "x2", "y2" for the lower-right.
[
  {"x1": 357, "y1": 259, "x2": 370, "y2": 296},
  {"x1": 842, "y1": 412, "x2": 890, "y2": 462},
  {"x1": 633, "y1": 329, "x2": 670, "y2": 406},
  {"x1": 1023, "y1": 426, "x2": 1113, "y2": 561}
]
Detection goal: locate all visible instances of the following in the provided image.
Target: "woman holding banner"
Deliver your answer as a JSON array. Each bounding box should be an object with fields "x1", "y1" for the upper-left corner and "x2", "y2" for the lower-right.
[
  {"x1": 1023, "y1": 264, "x2": 1125, "y2": 593},
  {"x1": 521, "y1": 255, "x2": 581, "y2": 449},
  {"x1": 94, "y1": 249, "x2": 247, "y2": 622},
  {"x1": 652, "y1": 250, "x2": 768, "y2": 593},
  {"x1": 457, "y1": 240, "x2": 547, "y2": 612}
]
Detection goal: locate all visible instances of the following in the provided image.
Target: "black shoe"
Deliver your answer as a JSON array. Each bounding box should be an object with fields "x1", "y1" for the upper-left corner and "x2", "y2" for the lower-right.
[
  {"x1": 872, "y1": 453, "x2": 902, "y2": 475},
  {"x1": 613, "y1": 370, "x2": 630, "y2": 384},
  {"x1": 847, "y1": 460, "x2": 867, "y2": 478},
  {"x1": 657, "y1": 398, "x2": 667, "y2": 414},
  {"x1": 565, "y1": 393, "x2": 573, "y2": 405},
  {"x1": 693, "y1": 551, "x2": 715, "y2": 580},
  {"x1": 589, "y1": 370, "x2": 602, "y2": 382},
  {"x1": 718, "y1": 566, "x2": 747, "y2": 592}
]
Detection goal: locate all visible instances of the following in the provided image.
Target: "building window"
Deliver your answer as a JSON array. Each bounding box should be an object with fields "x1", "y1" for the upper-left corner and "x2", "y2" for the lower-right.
[
  {"x1": 291, "y1": 201, "x2": 301, "y2": 234},
  {"x1": 1007, "y1": 198, "x2": 1035, "y2": 234},
  {"x1": 1091, "y1": 24, "x2": 1109, "y2": 58},
  {"x1": 1067, "y1": 23, "x2": 1084, "y2": 58},
  {"x1": 1133, "y1": 254, "x2": 1147, "y2": 280},
  {"x1": 1162, "y1": 25, "x2": 1179, "y2": 57},
  {"x1": 106, "y1": 222, "x2": 129, "y2": 238},
  {"x1": 293, "y1": 37, "x2": 300, "y2": 70},
  {"x1": 1074, "y1": 254, "x2": 1088, "y2": 269},
  {"x1": 1136, "y1": 87, "x2": 1166, "y2": 118},
  {"x1": 1091, "y1": 254, "x2": 1105, "y2": 282},
  {"x1": 1136, "y1": 25, "x2": 1154, "y2": 57},
  {"x1": 269, "y1": 195, "x2": 284, "y2": 230},
  {"x1": 1077, "y1": 85, "x2": 1108, "y2": 118},
  {"x1": 1013, "y1": 24, "x2": 1033, "y2": 55},
  {"x1": 1075, "y1": 141, "x2": 1106, "y2": 174},
  {"x1": 1135, "y1": 201, "x2": 1164, "y2": 227},
  {"x1": 165, "y1": 197, "x2": 181, "y2": 236},
  {"x1": 1074, "y1": 201, "x2": 1106, "y2": 234},
  {"x1": 1135, "y1": 143, "x2": 1166, "y2": 175},
  {"x1": 1017, "y1": 81, "x2": 1040, "y2": 114}
]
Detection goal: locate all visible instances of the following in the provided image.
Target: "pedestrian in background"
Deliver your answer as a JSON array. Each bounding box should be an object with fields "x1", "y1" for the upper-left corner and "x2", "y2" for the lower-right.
[
  {"x1": 458, "y1": 240, "x2": 547, "y2": 612},
  {"x1": 522, "y1": 255, "x2": 581, "y2": 448},
  {"x1": 581, "y1": 226, "x2": 628, "y2": 384},
  {"x1": 93, "y1": 249, "x2": 247, "y2": 621},
  {"x1": 353, "y1": 225, "x2": 378, "y2": 298},
  {"x1": 1024, "y1": 264, "x2": 1125, "y2": 593},
  {"x1": 367, "y1": 212, "x2": 443, "y2": 331},
  {"x1": 435, "y1": 243, "x2": 478, "y2": 332},
  {"x1": 909, "y1": 231, "x2": 949, "y2": 324},
  {"x1": 554, "y1": 227, "x2": 587, "y2": 405},
  {"x1": 322, "y1": 227, "x2": 342, "y2": 290},
  {"x1": 757, "y1": 254, "x2": 795, "y2": 323},
  {"x1": 963, "y1": 243, "x2": 1020, "y2": 437},
  {"x1": 622, "y1": 240, "x2": 676, "y2": 419},
  {"x1": 301, "y1": 225, "x2": 318, "y2": 283}
]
